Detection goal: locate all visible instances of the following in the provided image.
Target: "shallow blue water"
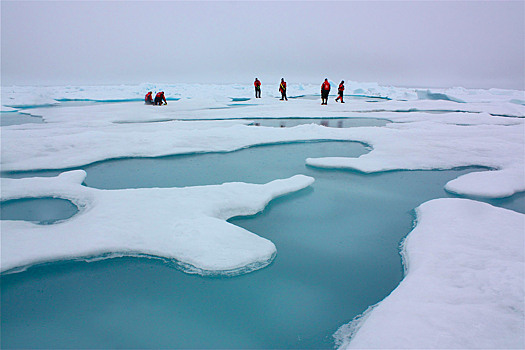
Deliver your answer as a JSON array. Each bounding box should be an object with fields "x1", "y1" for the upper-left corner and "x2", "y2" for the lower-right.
[
  {"x1": 248, "y1": 118, "x2": 389, "y2": 128},
  {"x1": 1, "y1": 141, "x2": 368, "y2": 188},
  {"x1": 0, "y1": 112, "x2": 44, "y2": 126},
  {"x1": 1, "y1": 197, "x2": 78, "y2": 224},
  {"x1": 114, "y1": 118, "x2": 390, "y2": 128},
  {"x1": 1, "y1": 141, "x2": 523, "y2": 349}
]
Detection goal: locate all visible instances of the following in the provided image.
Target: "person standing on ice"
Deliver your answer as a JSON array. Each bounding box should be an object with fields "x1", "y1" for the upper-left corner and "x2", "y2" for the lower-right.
[
  {"x1": 321, "y1": 78, "x2": 330, "y2": 105},
  {"x1": 254, "y1": 78, "x2": 261, "y2": 98},
  {"x1": 279, "y1": 78, "x2": 288, "y2": 101},
  {"x1": 145, "y1": 91, "x2": 154, "y2": 105},
  {"x1": 335, "y1": 80, "x2": 345, "y2": 103},
  {"x1": 154, "y1": 91, "x2": 167, "y2": 105}
]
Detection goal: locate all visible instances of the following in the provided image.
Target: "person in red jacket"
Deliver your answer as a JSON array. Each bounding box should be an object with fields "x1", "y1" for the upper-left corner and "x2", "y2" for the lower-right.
[
  {"x1": 279, "y1": 78, "x2": 288, "y2": 101},
  {"x1": 335, "y1": 80, "x2": 345, "y2": 103},
  {"x1": 145, "y1": 91, "x2": 154, "y2": 105},
  {"x1": 154, "y1": 91, "x2": 167, "y2": 105},
  {"x1": 254, "y1": 78, "x2": 261, "y2": 98},
  {"x1": 321, "y1": 78, "x2": 330, "y2": 105}
]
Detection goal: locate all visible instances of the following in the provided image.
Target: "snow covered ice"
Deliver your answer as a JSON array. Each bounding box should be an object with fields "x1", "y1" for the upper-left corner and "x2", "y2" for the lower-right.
[
  {"x1": 1, "y1": 82, "x2": 524, "y2": 348},
  {"x1": 1, "y1": 170, "x2": 314, "y2": 274},
  {"x1": 335, "y1": 198, "x2": 524, "y2": 349}
]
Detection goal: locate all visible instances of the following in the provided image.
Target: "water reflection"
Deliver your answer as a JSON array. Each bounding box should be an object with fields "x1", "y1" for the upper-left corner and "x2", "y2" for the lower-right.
[{"x1": 251, "y1": 118, "x2": 389, "y2": 128}]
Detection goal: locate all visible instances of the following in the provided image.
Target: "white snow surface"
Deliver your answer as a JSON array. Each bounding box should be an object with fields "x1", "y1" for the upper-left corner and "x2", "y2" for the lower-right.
[
  {"x1": 1, "y1": 82, "x2": 525, "y2": 347},
  {"x1": 335, "y1": 198, "x2": 524, "y2": 349},
  {"x1": 2, "y1": 82, "x2": 524, "y2": 110},
  {"x1": 1, "y1": 170, "x2": 314, "y2": 274},
  {"x1": 2, "y1": 83, "x2": 524, "y2": 198}
]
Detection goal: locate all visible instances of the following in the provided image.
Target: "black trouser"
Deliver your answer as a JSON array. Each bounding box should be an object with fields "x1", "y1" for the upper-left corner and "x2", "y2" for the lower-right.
[
  {"x1": 255, "y1": 86, "x2": 261, "y2": 98},
  {"x1": 321, "y1": 90, "x2": 329, "y2": 104},
  {"x1": 280, "y1": 91, "x2": 287, "y2": 100}
]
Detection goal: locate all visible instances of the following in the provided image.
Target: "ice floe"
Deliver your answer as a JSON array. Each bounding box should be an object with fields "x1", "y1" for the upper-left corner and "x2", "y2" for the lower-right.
[
  {"x1": 335, "y1": 198, "x2": 524, "y2": 349},
  {"x1": 307, "y1": 120, "x2": 525, "y2": 198},
  {"x1": 1, "y1": 170, "x2": 314, "y2": 274}
]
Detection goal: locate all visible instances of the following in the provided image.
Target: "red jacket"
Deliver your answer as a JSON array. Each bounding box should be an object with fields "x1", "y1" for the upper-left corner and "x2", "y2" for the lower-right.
[
  {"x1": 145, "y1": 92, "x2": 153, "y2": 101},
  {"x1": 254, "y1": 80, "x2": 261, "y2": 87},
  {"x1": 155, "y1": 92, "x2": 167, "y2": 103},
  {"x1": 321, "y1": 81, "x2": 330, "y2": 91},
  {"x1": 338, "y1": 83, "x2": 344, "y2": 92},
  {"x1": 279, "y1": 82, "x2": 286, "y2": 92}
]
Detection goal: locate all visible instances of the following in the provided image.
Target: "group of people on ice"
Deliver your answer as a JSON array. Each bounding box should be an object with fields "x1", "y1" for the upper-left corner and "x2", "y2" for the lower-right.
[
  {"x1": 144, "y1": 78, "x2": 346, "y2": 105},
  {"x1": 257, "y1": 78, "x2": 345, "y2": 104},
  {"x1": 145, "y1": 91, "x2": 167, "y2": 105},
  {"x1": 322, "y1": 78, "x2": 345, "y2": 104}
]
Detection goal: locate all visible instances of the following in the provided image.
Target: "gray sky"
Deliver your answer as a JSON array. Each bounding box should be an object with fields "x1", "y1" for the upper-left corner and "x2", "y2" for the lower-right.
[{"x1": 2, "y1": 0, "x2": 524, "y2": 89}]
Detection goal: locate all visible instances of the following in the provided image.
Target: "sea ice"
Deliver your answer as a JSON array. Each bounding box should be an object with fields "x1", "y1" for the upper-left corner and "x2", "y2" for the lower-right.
[
  {"x1": 306, "y1": 120, "x2": 525, "y2": 198},
  {"x1": 2, "y1": 95, "x2": 524, "y2": 199},
  {"x1": 335, "y1": 198, "x2": 524, "y2": 349},
  {"x1": 1, "y1": 82, "x2": 524, "y2": 347},
  {"x1": 1, "y1": 170, "x2": 314, "y2": 275}
]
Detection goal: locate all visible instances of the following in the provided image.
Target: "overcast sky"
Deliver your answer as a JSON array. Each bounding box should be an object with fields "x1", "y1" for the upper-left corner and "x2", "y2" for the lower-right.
[{"x1": 1, "y1": 0, "x2": 524, "y2": 89}]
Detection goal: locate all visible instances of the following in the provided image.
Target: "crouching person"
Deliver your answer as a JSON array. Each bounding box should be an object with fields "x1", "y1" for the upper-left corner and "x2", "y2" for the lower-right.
[
  {"x1": 154, "y1": 91, "x2": 167, "y2": 105},
  {"x1": 145, "y1": 91, "x2": 154, "y2": 105}
]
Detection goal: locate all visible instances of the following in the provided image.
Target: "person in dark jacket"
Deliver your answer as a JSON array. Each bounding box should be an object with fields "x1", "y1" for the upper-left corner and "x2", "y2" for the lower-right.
[
  {"x1": 254, "y1": 78, "x2": 261, "y2": 98},
  {"x1": 321, "y1": 78, "x2": 330, "y2": 105},
  {"x1": 335, "y1": 81, "x2": 345, "y2": 103},
  {"x1": 279, "y1": 78, "x2": 288, "y2": 101},
  {"x1": 154, "y1": 91, "x2": 167, "y2": 105}
]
